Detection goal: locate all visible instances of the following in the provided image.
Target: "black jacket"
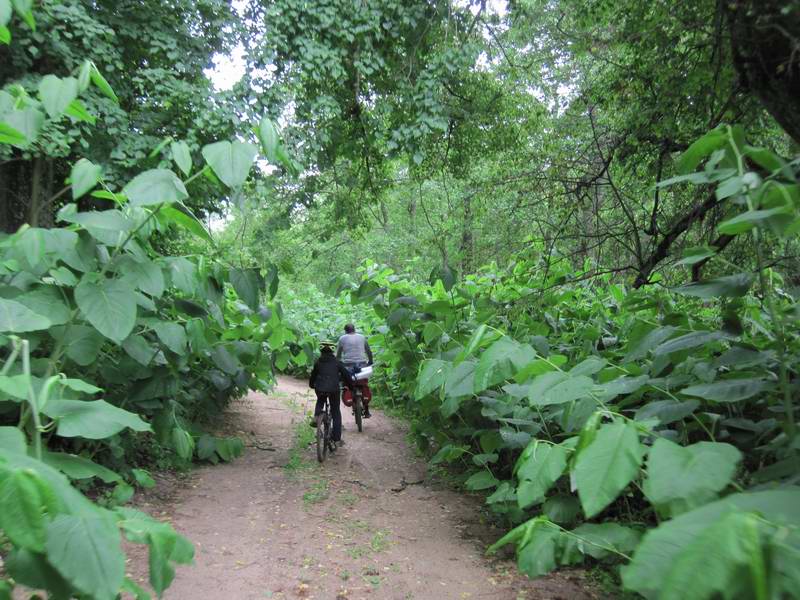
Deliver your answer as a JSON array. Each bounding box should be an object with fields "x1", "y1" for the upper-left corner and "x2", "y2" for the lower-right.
[{"x1": 309, "y1": 353, "x2": 353, "y2": 393}]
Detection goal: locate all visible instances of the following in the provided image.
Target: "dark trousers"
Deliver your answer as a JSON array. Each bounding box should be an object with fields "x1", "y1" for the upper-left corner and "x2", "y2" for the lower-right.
[{"x1": 315, "y1": 390, "x2": 342, "y2": 441}]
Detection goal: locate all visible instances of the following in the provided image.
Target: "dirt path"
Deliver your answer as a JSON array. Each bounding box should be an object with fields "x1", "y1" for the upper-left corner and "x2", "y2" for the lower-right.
[{"x1": 130, "y1": 377, "x2": 598, "y2": 600}]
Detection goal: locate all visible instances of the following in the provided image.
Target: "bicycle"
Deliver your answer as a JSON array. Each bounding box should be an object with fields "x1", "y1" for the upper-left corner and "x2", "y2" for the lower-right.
[
  {"x1": 315, "y1": 395, "x2": 336, "y2": 462},
  {"x1": 342, "y1": 365, "x2": 372, "y2": 433}
]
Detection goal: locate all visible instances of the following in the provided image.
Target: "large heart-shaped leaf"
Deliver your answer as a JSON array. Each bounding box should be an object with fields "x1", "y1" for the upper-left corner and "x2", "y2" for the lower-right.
[
  {"x1": 574, "y1": 421, "x2": 643, "y2": 518},
  {"x1": 45, "y1": 513, "x2": 125, "y2": 599},
  {"x1": 622, "y1": 489, "x2": 800, "y2": 600},
  {"x1": 515, "y1": 440, "x2": 567, "y2": 508},
  {"x1": 43, "y1": 399, "x2": 151, "y2": 439},
  {"x1": 70, "y1": 158, "x2": 102, "y2": 200},
  {"x1": 201, "y1": 141, "x2": 258, "y2": 188},
  {"x1": 170, "y1": 141, "x2": 192, "y2": 176},
  {"x1": 123, "y1": 169, "x2": 188, "y2": 207},
  {"x1": 75, "y1": 277, "x2": 137, "y2": 343},
  {"x1": 415, "y1": 359, "x2": 452, "y2": 400},
  {"x1": 643, "y1": 439, "x2": 741, "y2": 515},
  {"x1": 474, "y1": 337, "x2": 536, "y2": 392},
  {"x1": 38, "y1": 75, "x2": 79, "y2": 119}
]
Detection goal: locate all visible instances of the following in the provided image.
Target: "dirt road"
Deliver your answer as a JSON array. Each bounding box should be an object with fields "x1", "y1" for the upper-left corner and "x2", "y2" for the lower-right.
[{"x1": 130, "y1": 376, "x2": 597, "y2": 600}]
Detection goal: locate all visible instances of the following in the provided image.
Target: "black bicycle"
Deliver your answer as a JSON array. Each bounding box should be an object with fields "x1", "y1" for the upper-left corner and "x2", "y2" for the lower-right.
[{"x1": 315, "y1": 395, "x2": 336, "y2": 462}]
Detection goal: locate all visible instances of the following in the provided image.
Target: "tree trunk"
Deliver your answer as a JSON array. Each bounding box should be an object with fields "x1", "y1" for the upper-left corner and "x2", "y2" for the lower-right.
[
  {"x1": 726, "y1": 0, "x2": 800, "y2": 144},
  {"x1": 460, "y1": 192, "x2": 474, "y2": 274}
]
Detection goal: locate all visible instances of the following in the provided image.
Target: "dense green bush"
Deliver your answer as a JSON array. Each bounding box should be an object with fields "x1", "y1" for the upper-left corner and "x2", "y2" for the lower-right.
[
  {"x1": 0, "y1": 5, "x2": 299, "y2": 598},
  {"x1": 346, "y1": 126, "x2": 800, "y2": 599}
]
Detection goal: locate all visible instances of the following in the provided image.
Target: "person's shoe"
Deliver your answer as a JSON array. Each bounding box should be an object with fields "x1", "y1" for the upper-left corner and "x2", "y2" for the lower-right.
[
  {"x1": 363, "y1": 408, "x2": 371, "y2": 418},
  {"x1": 336, "y1": 438, "x2": 345, "y2": 447}
]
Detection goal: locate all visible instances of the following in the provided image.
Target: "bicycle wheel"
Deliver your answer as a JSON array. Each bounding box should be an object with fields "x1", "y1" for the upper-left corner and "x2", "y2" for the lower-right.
[
  {"x1": 354, "y1": 390, "x2": 363, "y2": 433},
  {"x1": 316, "y1": 414, "x2": 327, "y2": 462}
]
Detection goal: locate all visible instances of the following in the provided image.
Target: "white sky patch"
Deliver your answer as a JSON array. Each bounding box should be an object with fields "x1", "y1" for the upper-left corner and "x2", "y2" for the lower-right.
[{"x1": 206, "y1": 44, "x2": 247, "y2": 91}]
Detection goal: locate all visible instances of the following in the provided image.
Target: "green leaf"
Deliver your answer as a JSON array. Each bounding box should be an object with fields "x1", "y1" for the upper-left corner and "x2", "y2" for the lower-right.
[
  {"x1": 654, "y1": 331, "x2": 731, "y2": 355},
  {"x1": 718, "y1": 207, "x2": 791, "y2": 235},
  {"x1": 540, "y1": 375, "x2": 594, "y2": 406},
  {"x1": 159, "y1": 204, "x2": 212, "y2": 243},
  {"x1": 643, "y1": 439, "x2": 741, "y2": 516},
  {"x1": 42, "y1": 451, "x2": 121, "y2": 483},
  {"x1": 118, "y1": 256, "x2": 165, "y2": 298},
  {"x1": 0, "y1": 469, "x2": 47, "y2": 551},
  {"x1": 70, "y1": 158, "x2": 102, "y2": 200},
  {"x1": 443, "y1": 360, "x2": 476, "y2": 406},
  {"x1": 675, "y1": 245, "x2": 717, "y2": 266},
  {"x1": 152, "y1": 321, "x2": 187, "y2": 355},
  {"x1": 622, "y1": 489, "x2": 800, "y2": 598},
  {"x1": 574, "y1": 421, "x2": 643, "y2": 518},
  {"x1": 0, "y1": 374, "x2": 28, "y2": 401},
  {"x1": 171, "y1": 141, "x2": 192, "y2": 176},
  {"x1": 258, "y1": 116, "x2": 280, "y2": 163},
  {"x1": 624, "y1": 326, "x2": 678, "y2": 362},
  {"x1": 201, "y1": 141, "x2": 258, "y2": 188},
  {"x1": 680, "y1": 378, "x2": 771, "y2": 402},
  {"x1": 516, "y1": 521, "x2": 560, "y2": 578},
  {"x1": 4, "y1": 548, "x2": 73, "y2": 598},
  {"x1": 10, "y1": 0, "x2": 33, "y2": 29},
  {"x1": 566, "y1": 523, "x2": 641, "y2": 560},
  {"x1": 542, "y1": 495, "x2": 581, "y2": 525},
  {"x1": 677, "y1": 128, "x2": 727, "y2": 174},
  {"x1": 211, "y1": 345, "x2": 239, "y2": 375},
  {"x1": 123, "y1": 169, "x2": 188, "y2": 207},
  {"x1": 89, "y1": 62, "x2": 118, "y2": 102},
  {"x1": 45, "y1": 513, "x2": 125, "y2": 600},
  {"x1": 464, "y1": 470, "x2": 499, "y2": 491},
  {"x1": 0, "y1": 25, "x2": 9, "y2": 45},
  {"x1": 0, "y1": 120, "x2": 26, "y2": 145},
  {"x1": 0, "y1": 426, "x2": 26, "y2": 453},
  {"x1": 18, "y1": 285, "x2": 70, "y2": 326},
  {"x1": 43, "y1": 399, "x2": 151, "y2": 439},
  {"x1": 2, "y1": 107, "x2": 44, "y2": 145},
  {"x1": 59, "y1": 207, "x2": 132, "y2": 232},
  {"x1": 594, "y1": 375, "x2": 649, "y2": 402},
  {"x1": 672, "y1": 273, "x2": 754, "y2": 299},
  {"x1": 474, "y1": 337, "x2": 536, "y2": 391},
  {"x1": 171, "y1": 427, "x2": 194, "y2": 459},
  {"x1": 570, "y1": 356, "x2": 606, "y2": 377},
  {"x1": 55, "y1": 324, "x2": 104, "y2": 365},
  {"x1": 515, "y1": 441, "x2": 568, "y2": 509},
  {"x1": 229, "y1": 268, "x2": 262, "y2": 311},
  {"x1": 0, "y1": 297, "x2": 51, "y2": 332},
  {"x1": 75, "y1": 277, "x2": 137, "y2": 343},
  {"x1": 38, "y1": 75, "x2": 79, "y2": 119},
  {"x1": 415, "y1": 359, "x2": 452, "y2": 399},
  {"x1": 64, "y1": 98, "x2": 95, "y2": 124},
  {"x1": 77, "y1": 60, "x2": 91, "y2": 91},
  {"x1": 634, "y1": 399, "x2": 699, "y2": 425}
]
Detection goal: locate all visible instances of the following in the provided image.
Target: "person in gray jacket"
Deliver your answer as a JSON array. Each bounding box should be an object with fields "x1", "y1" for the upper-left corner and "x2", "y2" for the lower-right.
[{"x1": 337, "y1": 324, "x2": 374, "y2": 417}]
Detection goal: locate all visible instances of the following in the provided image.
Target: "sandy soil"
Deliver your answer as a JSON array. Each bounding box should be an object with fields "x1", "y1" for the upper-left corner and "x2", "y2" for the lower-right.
[{"x1": 127, "y1": 376, "x2": 600, "y2": 600}]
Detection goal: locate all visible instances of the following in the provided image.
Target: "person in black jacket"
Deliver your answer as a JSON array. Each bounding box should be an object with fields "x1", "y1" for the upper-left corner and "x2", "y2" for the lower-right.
[{"x1": 309, "y1": 341, "x2": 353, "y2": 445}]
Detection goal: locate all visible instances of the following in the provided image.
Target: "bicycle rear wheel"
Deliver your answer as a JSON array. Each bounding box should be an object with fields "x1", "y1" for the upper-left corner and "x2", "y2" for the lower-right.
[
  {"x1": 316, "y1": 414, "x2": 327, "y2": 462},
  {"x1": 354, "y1": 390, "x2": 363, "y2": 433}
]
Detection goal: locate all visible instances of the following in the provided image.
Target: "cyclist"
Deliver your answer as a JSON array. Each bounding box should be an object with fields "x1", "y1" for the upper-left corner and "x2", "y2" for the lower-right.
[
  {"x1": 336, "y1": 324, "x2": 374, "y2": 418},
  {"x1": 309, "y1": 341, "x2": 353, "y2": 445}
]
